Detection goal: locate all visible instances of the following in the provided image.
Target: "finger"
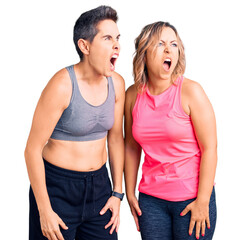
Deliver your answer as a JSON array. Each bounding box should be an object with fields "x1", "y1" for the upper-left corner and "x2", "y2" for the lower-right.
[
  {"x1": 116, "y1": 216, "x2": 120, "y2": 233},
  {"x1": 58, "y1": 217, "x2": 68, "y2": 230},
  {"x1": 189, "y1": 219, "x2": 195, "y2": 236},
  {"x1": 133, "y1": 202, "x2": 142, "y2": 216},
  {"x1": 110, "y1": 217, "x2": 118, "y2": 234},
  {"x1": 201, "y1": 220, "x2": 206, "y2": 237},
  {"x1": 131, "y1": 208, "x2": 140, "y2": 231},
  {"x1": 42, "y1": 230, "x2": 47, "y2": 238},
  {"x1": 105, "y1": 215, "x2": 115, "y2": 229},
  {"x1": 206, "y1": 216, "x2": 211, "y2": 230},
  {"x1": 55, "y1": 229, "x2": 64, "y2": 240},
  {"x1": 135, "y1": 217, "x2": 140, "y2": 232},
  {"x1": 49, "y1": 232, "x2": 58, "y2": 240},
  {"x1": 43, "y1": 231, "x2": 51, "y2": 240},
  {"x1": 100, "y1": 203, "x2": 109, "y2": 215},
  {"x1": 45, "y1": 232, "x2": 52, "y2": 240},
  {"x1": 180, "y1": 205, "x2": 190, "y2": 217},
  {"x1": 196, "y1": 221, "x2": 201, "y2": 239}
]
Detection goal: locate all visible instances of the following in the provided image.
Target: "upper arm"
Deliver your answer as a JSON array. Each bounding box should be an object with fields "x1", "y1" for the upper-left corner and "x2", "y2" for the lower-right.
[
  {"x1": 124, "y1": 85, "x2": 141, "y2": 151},
  {"x1": 25, "y1": 69, "x2": 72, "y2": 152},
  {"x1": 185, "y1": 79, "x2": 217, "y2": 152},
  {"x1": 108, "y1": 72, "x2": 125, "y2": 140}
]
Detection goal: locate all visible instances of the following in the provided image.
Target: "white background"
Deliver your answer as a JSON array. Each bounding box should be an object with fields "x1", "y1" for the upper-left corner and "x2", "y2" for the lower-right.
[{"x1": 1, "y1": 0, "x2": 241, "y2": 239}]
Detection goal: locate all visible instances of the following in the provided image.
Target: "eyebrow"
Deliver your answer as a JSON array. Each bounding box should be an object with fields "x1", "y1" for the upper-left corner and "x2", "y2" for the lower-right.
[
  {"x1": 102, "y1": 34, "x2": 121, "y2": 39},
  {"x1": 160, "y1": 39, "x2": 177, "y2": 42}
]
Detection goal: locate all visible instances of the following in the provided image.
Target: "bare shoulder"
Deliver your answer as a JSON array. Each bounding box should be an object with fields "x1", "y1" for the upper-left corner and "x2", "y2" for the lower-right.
[
  {"x1": 182, "y1": 77, "x2": 207, "y2": 100},
  {"x1": 182, "y1": 77, "x2": 212, "y2": 113},
  {"x1": 45, "y1": 68, "x2": 71, "y2": 93},
  {"x1": 183, "y1": 77, "x2": 203, "y2": 92},
  {"x1": 125, "y1": 84, "x2": 138, "y2": 111},
  {"x1": 41, "y1": 67, "x2": 72, "y2": 108},
  {"x1": 111, "y1": 71, "x2": 125, "y2": 100},
  {"x1": 126, "y1": 84, "x2": 137, "y2": 100},
  {"x1": 111, "y1": 71, "x2": 125, "y2": 89}
]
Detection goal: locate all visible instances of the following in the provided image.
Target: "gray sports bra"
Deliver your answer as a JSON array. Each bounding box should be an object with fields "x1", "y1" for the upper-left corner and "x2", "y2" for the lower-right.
[{"x1": 50, "y1": 65, "x2": 115, "y2": 141}]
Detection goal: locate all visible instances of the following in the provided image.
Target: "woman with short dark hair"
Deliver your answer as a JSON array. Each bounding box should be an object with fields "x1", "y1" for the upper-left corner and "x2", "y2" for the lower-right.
[{"x1": 25, "y1": 6, "x2": 125, "y2": 240}]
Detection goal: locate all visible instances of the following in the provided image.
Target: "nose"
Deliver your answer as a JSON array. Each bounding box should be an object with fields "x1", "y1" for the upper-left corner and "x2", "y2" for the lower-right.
[
  {"x1": 164, "y1": 44, "x2": 170, "y2": 53},
  {"x1": 113, "y1": 40, "x2": 120, "y2": 51}
]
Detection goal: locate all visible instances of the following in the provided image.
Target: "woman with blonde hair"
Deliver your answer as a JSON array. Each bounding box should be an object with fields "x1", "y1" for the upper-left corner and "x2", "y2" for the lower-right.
[{"x1": 124, "y1": 21, "x2": 217, "y2": 240}]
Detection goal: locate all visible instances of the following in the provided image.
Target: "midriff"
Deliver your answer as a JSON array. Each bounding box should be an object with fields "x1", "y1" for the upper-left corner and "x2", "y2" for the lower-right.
[{"x1": 42, "y1": 136, "x2": 107, "y2": 172}]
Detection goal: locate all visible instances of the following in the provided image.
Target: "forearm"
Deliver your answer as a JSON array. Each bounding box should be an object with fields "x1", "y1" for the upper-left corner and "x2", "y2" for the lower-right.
[
  {"x1": 25, "y1": 147, "x2": 52, "y2": 212},
  {"x1": 124, "y1": 145, "x2": 141, "y2": 199},
  {"x1": 108, "y1": 136, "x2": 124, "y2": 193},
  {"x1": 197, "y1": 148, "x2": 217, "y2": 203}
]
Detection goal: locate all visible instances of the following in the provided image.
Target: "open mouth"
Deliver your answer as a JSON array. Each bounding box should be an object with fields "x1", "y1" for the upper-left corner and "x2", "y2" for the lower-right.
[
  {"x1": 110, "y1": 54, "x2": 118, "y2": 71},
  {"x1": 163, "y1": 58, "x2": 171, "y2": 71}
]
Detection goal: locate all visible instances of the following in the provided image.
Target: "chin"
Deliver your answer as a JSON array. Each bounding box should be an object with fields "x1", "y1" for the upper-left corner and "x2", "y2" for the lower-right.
[
  {"x1": 160, "y1": 72, "x2": 172, "y2": 79},
  {"x1": 104, "y1": 70, "x2": 113, "y2": 77},
  {"x1": 103, "y1": 73, "x2": 111, "y2": 78}
]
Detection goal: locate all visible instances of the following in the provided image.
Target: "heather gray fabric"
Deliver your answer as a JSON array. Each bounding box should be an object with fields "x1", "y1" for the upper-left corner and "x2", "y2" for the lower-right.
[{"x1": 50, "y1": 65, "x2": 115, "y2": 141}]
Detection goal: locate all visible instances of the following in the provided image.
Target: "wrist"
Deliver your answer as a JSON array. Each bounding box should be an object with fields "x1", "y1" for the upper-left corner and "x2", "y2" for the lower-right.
[
  {"x1": 113, "y1": 186, "x2": 122, "y2": 193},
  {"x1": 38, "y1": 205, "x2": 52, "y2": 215},
  {"x1": 112, "y1": 191, "x2": 125, "y2": 201},
  {"x1": 126, "y1": 190, "x2": 136, "y2": 199},
  {"x1": 196, "y1": 188, "x2": 213, "y2": 204},
  {"x1": 37, "y1": 200, "x2": 52, "y2": 214},
  {"x1": 196, "y1": 193, "x2": 211, "y2": 204}
]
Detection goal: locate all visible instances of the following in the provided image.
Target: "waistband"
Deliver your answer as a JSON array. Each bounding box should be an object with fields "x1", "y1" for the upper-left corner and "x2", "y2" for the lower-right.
[{"x1": 43, "y1": 158, "x2": 107, "y2": 180}]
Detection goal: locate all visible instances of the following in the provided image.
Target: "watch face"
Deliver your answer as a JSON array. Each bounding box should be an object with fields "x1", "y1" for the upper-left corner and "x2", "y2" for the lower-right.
[{"x1": 112, "y1": 191, "x2": 124, "y2": 200}]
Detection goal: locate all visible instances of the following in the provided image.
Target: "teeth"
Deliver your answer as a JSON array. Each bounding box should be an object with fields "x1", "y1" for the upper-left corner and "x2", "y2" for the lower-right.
[
  {"x1": 112, "y1": 55, "x2": 118, "y2": 58},
  {"x1": 165, "y1": 58, "x2": 171, "y2": 62}
]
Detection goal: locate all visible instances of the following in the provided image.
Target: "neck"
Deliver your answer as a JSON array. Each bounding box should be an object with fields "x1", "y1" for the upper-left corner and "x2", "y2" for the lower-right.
[
  {"x1": 147, "y1": 75, "x2": 173, "y2": 95},
  {"x1": 75, "y1": 60, "x2": 105, "y2": 84}
]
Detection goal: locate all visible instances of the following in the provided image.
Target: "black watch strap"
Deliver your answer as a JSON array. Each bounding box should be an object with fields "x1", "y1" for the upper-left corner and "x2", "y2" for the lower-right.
[{"x1": 112, "y1": 191, "x2": 124, "y2": 201}]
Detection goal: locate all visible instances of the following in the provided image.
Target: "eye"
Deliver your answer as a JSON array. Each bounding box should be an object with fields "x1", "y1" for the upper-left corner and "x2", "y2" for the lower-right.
[
  {"x1": 104, "y1": 36, "x2": 112, "y2": 40},
  {"x1": 171, "y1": 43, "x2": 178, "y2": 47},
  {"x1": 158, "y1": 42, "x2": 164, "y2": 47}
]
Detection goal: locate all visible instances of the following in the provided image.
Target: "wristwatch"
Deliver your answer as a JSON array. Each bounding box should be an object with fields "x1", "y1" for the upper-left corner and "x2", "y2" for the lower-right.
[{"x1": 112, "y1": 191, "x2": 125, "y2": 201}]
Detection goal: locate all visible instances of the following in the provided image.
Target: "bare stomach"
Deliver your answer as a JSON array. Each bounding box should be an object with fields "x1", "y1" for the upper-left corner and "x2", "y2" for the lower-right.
[{"x1": 42, "y1": 137, "x2": 107, "y2": 171}]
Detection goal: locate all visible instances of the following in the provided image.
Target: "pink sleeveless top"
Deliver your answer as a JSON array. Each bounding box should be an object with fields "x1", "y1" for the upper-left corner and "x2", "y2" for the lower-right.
[{"x1": 132, "y1": 76, "x2": 201, "y2": 201}]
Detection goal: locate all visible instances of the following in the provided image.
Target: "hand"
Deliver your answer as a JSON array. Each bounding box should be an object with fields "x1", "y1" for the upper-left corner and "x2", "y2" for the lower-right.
[
  {"x1": 100, "y1": 196, "x2": 121, "y2": 234},
  {"x1": 180, "y1": 199, "x2": 210, "y2": 239},
  {"x1": 127, "y1": 195, "x2": 142, "y2": 232},
  {"x1": 39, "y1": 208, "x2": 68, "y2": 240}
]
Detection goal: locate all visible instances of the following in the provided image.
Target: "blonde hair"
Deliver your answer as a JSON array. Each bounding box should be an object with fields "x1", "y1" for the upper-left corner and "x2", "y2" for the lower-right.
[{"x1": 133, "y1": 21, "x2": 186, "y2": 92}]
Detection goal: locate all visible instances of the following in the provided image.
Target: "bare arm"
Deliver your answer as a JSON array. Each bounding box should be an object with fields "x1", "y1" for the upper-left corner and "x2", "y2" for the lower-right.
[
  {"x1": 24, "y1": 69, "x2": 71, "y2": 239},
  {"x1": 190, "y1": 86, "x2": 217, "y2": 203},
  {"x1": 107, "y1": 72, "x2": 125, "y2": 194},
  {"x1": 100, "y1": 72, "x2": 125, "y2": 234},
  {"x1": 181, "y1": 79, "x2": 217, "y2": 238},
  {"x1": 124, "y1": 85, "x2": 142, "y2": 231}
]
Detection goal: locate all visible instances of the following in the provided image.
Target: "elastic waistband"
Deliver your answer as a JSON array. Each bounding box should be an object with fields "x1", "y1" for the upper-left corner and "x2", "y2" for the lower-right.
[{"x1": 43, "y1": 159, "x2": 107, "y2": 180}]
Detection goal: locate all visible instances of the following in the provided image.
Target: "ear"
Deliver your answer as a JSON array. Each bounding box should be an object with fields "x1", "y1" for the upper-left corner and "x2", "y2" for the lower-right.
[{"x1": 77, "y1": 39, "x2": 90, "y2": 56}]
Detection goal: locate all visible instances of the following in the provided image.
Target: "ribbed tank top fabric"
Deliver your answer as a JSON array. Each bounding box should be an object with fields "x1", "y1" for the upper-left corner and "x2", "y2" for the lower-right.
[
  {"x1": 50, "y1": 65, "x2": 115, "y2": 141},
  {"x1": 132, "y1": 76, "x2": 201, "y2": 201}
]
